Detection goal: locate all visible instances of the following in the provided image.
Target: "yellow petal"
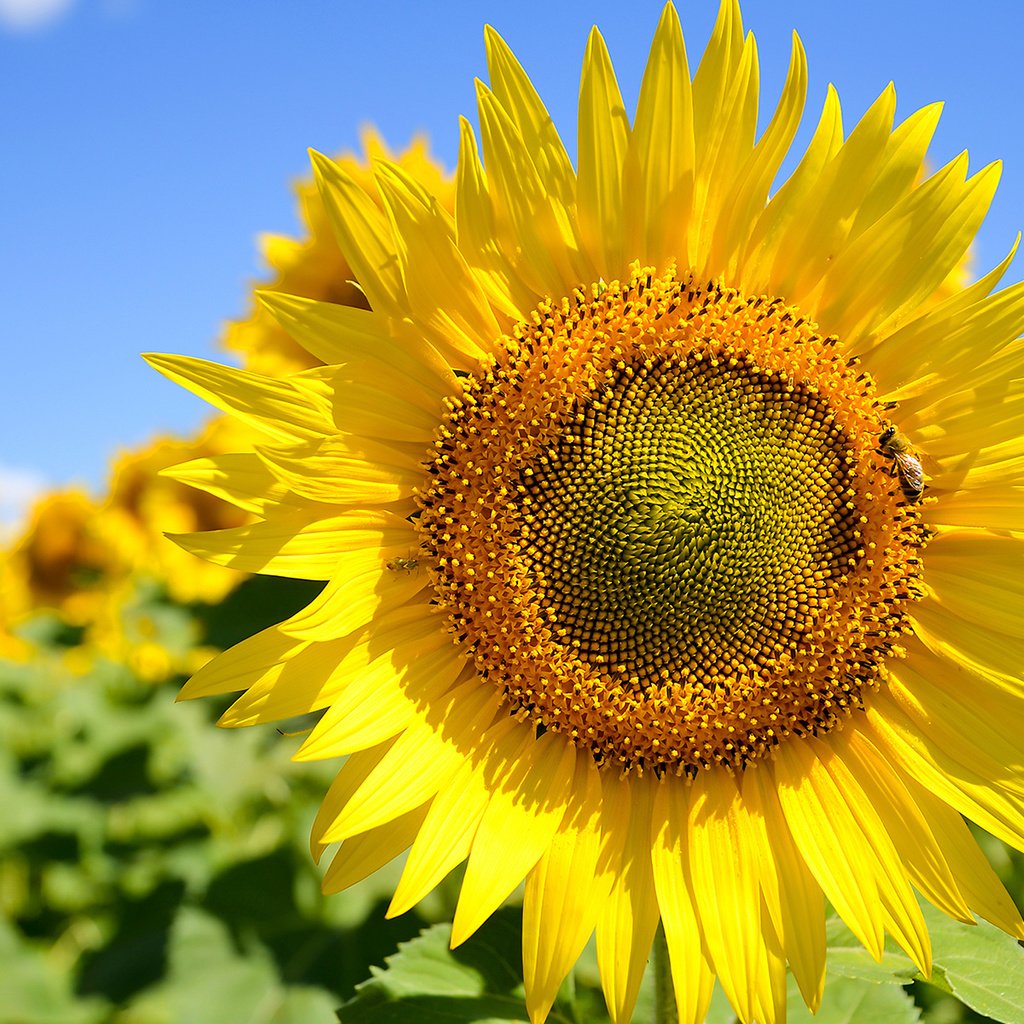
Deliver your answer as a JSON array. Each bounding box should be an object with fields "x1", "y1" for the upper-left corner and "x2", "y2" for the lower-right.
[
  {"x1": 257, "y1": 290, "x2": 458, "y2": 399},
  {"x1": 219, "y1": 605, "x2": 433, "y2": 726},
  {"x1": 454, "y1": 116, "x2": 534, "y2": 321},
  {"x1": 171, "y1": 508, "x2": 414, "y2": 581},
  {"x1": 687, "y1": 771, "x2": 769, "y2": 1024},
  {"x1": 576, "y1": 27, "x2": 629, "y2": 277},
  {"x1": 294, "y1": 640, "x2": 462, "y2": 760},
  {"x1": 452, "y1": 730, "x2": 576, "y2": 947},
  {"x1": 143, "y1": 354, "x2": 332, "y2": 445},
  {"x1": 712, "y1": 31, "x2": 807, "y2": 280},
  {"x1": 375, "y1": 160, "x2": 501, "y2": 364},
  {"x1": 595, "y1": 773, "x2": 661, "y2": 1024},
  {"x1": 318, "y1": 675, "x2": 501, "y2": 843},
  {"x1": 523, "y1": 756, "x2": 606, "y2": 1024},
  {"x1": 309, "y1": 149, "x2": 405, "y2": 318},
  {"x1": 901, "y1": 773, "x2": 1024, "y2": 940},
  {"x1": 865, "y1": 689, "x2": 1024, "y2": 854},
  {"x1": 255, "y1": 434, "x2": 421, "y2": 507},
  {"x1": 322, "y1": 803, "x2": 430, "y2": 894},
  {"x1": 388, "y1": 715, "x2": 522, "y2": 917},
  {"x1": 650, "y1": 780, "x2": 716, "y2": 1024},
  {"x1": 475, "y1": 80, "x2": 579, "y2": 298},
  {"x1": 161, "y1": 453, "x2": 295, "y2": 515},
  {"x1": 743, "y1": 764, "x2": 825, "y2": 1013},
  {"x1": 772, "y1": 736, "x2": 886, "y2": 958},
  {"x1": 628, "y1": 3, "x2": 695, "y2": 269}
]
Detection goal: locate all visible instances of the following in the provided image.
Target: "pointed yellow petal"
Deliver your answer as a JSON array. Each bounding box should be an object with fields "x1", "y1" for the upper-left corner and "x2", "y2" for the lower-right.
[
  {"x1": 595, "y1": 774, "x2": 661, "y2": 1024},
  {"x1": 901, "y1": 773, "x2": 1024, "y2": 940},
  {"x1": 294, "y1": 640, "x2": 462, "y2": 760},
  {"x1": 255, "y1": 435, "x2": 421, "y2": 507},
  {"x1": 818, "y1": 156, "x2": 1000, "y2": 350},
  {"x1": 389, "y1": 716, "x2": 522, "y2": 917},
  {"x1": 744, "y1": 764, "x2": 826, "y2": 1013},
  {"x1": 310, "y1": 741, "x2": 395, "y2": 855},
  {"x1": 144, "y1": 354, "x2": 332, "y2": 444},
  {"x1": 865, "y1": 689, "x2": 1024, "y2": 853},
  {"x1": 322, "y1": 803, "x2": 430, "y2": 894},
  {"x1": 629, "y1": 3, "x2": 695, "y2": 268},
  {"x1": 484, "y1": 26, "x2": 576, "y2": 213},
  {"x1": 770, "y1": 84, "x2": 897, "y2": 305},
  {"x1": 842, "y1": 727, "x2": 974, "y2": 925},
  {"x1": 319, "y1": 675, "x2": 501, "y2": 843},
  {"x1": 772, "y1": 736, "x2": 885, "y2": 958},
  {"x1": 740, "y1": 84, "x2": 844, "y2": 292},
  {"x1": 475, "y1": 80, "x2": 579, "y2": 297},
  {"x1": 219, "y1": 605, "x2": 433, "y2": 726},
  {"x1": 257, "y1": 291, "x2": 458, "y2": 399},
  {"x1": 161, "y1": 453, "x2": 294, "y2": 516},
  {"x1": 279, "y1": 551, "x2": 428, "y2": 641},
  {"x1": 178, "y1": 622, "x2": 311, "y2": 701},
  {"x1": 454, "y1": 116, "x2": 534, "y2": 321},
  {"x1": 687, "y1": 771, "x2": 770, "y2": 1024},
  {"x1": 171, "y1": 508, "x2": 414, "y2": 581},
  {"x1": 309, "y1": 149, "x2": 405, "y2": 318},
  {"x1": 452, "y1": 730, "x2": 576, "y2": 947},
  {"x1": 712, "y1": 31, "x2": 806, "y2": 279},
  {"x1": 523, "y1": 756, "x2": 606, "y2": 1024},
  {"x1": 375, "y1": 160, "x2": 500, "y2": 364},
  {"x1": 576, "y1": 27, "x2": 629, "y2": 277},
  {"x1": 650, "y1": 780, "x2": 716, "y2": 1024}
]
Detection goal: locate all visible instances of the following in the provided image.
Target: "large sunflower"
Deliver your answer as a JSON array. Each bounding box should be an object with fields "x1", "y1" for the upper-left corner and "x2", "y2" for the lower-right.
[{"x1": 148, "y1": 4, "x2": 1024, "y2": 1022}]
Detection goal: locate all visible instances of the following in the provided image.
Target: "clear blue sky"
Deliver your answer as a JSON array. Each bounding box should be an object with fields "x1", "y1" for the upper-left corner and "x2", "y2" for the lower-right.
[{"x1": 2, "y1": 0, "x2": 1022, "y2": 527}]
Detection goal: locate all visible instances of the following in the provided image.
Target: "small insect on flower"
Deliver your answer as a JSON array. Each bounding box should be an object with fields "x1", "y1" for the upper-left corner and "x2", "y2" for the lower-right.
[
  {"x1": 386, "y1": 556, "x2": 420, "y2": 573},
  {"x1": 879, "y1": 425, "x2": 924, "y2": 503}
]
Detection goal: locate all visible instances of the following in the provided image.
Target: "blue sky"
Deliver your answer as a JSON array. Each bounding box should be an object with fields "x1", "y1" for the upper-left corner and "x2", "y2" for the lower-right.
[{"x1": 2, "y1": 0, "x2": 1022, "y2": 528}]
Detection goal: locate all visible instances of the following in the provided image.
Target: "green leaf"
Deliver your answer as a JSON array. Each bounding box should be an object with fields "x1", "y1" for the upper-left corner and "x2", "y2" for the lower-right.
[
  {"x1": 787, "y1": 975, "x2": 920, "y2": 1024},
  {"x1": 337, "y1": 909, "x2": 532, "y2": 1023},
  {"x1": 823, "y1": 916, "x2": 919, "y2": 986},
  {"x1": 161, "y1": 908, "x2": 339, "y2": 1024},
  {"x1": 916, "y1": 902, "x2": 1024, "y2": 1024},
  {"x1": 704, "y1": 969, "x2": 920, "y2": 1024},
  {"x1": 0, "y1": 918, "x2": 110, "y2": 1024}
]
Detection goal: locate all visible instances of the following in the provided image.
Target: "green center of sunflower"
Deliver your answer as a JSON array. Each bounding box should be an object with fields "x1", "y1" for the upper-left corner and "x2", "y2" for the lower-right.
[{"x1": 418, "y1": 266, "x2": 927, "y2": 775}]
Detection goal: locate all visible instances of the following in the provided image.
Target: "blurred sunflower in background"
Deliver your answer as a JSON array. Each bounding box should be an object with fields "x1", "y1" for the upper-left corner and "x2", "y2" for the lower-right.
[
  {"x1": 0, "y1": 133, "x2": 453, "y2": 680},
  {"x1": 148, "y1": 2, "x2": 1024, "y2": 1022}
]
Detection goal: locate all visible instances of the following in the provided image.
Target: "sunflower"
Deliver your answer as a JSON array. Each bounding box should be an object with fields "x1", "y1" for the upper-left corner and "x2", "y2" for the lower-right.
[{"x1": 148, "y1": 3, "x2": 1024, "y2": 1022}]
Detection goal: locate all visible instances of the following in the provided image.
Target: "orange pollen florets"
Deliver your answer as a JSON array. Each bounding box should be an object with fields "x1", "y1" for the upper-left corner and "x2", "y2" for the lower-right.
[{"x1": 417, "y1": 267, "x2": 927, "y2": 775}]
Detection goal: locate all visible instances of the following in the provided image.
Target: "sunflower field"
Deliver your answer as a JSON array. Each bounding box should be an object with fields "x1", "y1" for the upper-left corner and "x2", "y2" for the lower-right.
[{"x1": 4, "y1": 3, "x2": 1024, "y2": 1023}]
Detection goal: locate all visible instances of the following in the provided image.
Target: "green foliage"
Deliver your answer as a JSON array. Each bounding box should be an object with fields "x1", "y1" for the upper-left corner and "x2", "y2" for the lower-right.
[{"x1": 2, "y1": 574, "x2": 1023, "y2": 1023}]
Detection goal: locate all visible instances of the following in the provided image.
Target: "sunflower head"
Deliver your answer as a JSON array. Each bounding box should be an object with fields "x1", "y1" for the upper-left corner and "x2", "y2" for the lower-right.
[{"x1": 151, "y1": 3, "x2": 1024, "y2": 1023}]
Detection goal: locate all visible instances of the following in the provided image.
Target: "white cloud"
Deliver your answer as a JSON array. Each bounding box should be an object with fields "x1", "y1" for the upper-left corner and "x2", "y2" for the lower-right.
[
  {"x1": 0, "y1": 465, "x2": 48, "y2": 540},
  {"x1": 0, "y1": 0, "x2": 76, "y2": 31}
]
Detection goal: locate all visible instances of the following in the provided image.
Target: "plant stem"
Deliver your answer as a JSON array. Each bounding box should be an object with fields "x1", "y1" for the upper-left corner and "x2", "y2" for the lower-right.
[{"x1": 652, "y1": 923, "x2": 678, "y2": 1024}]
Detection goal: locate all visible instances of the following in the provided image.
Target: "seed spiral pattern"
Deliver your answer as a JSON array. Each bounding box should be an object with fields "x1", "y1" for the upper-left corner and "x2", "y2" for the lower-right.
[{"x1": 418, "y1": 267, "x2": 927, "y2": 774}]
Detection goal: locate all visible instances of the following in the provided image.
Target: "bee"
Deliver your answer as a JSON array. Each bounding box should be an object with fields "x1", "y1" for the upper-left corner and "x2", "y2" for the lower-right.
[
  {"x1": 879, "y1": 425, "x2": 924, "y2": 503},
  {"x1": 386, "y1": 556, "x2": 420, "y2": 574}
]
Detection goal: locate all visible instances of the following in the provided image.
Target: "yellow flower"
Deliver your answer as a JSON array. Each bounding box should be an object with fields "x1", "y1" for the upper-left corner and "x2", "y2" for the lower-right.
[
  {"x1": 0, "y1": 489, "x2": 124, "y2": 629},
  {"x1": 100, "y1": 418, "x2": 255, "y2": 605},
  {"x1": 149, "y1": 4, "x2": 1024, "y2": 1023}
]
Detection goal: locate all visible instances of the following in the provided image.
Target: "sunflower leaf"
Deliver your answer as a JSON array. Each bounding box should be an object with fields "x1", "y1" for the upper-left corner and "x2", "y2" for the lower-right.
[
  {"x1": 915, "y1": 902, "x2": 1024, "y2": 1024},
  {"x1": 336, "y1": 909, "x2": 536, "y2": 1023},
  {"x1": 823, "y1": 916, "x2": 920, "y2": 985}
]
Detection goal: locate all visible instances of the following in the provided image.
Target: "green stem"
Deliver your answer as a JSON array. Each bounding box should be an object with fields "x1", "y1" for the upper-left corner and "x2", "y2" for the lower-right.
[{"x1": 652, "y1": 923, "x2": 678, "y2": 1024}]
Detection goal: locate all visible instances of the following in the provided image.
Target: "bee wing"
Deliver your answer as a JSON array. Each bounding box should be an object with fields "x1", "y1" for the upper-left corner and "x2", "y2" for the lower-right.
[{"x1": 897, "y1": 453, "x2": 924, "y2": 492}]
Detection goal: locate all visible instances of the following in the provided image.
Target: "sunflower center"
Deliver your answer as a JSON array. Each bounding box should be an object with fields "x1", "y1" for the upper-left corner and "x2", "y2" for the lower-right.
[{"x1": 418, "y1": 267, "x2": 926, "y2": 775}]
